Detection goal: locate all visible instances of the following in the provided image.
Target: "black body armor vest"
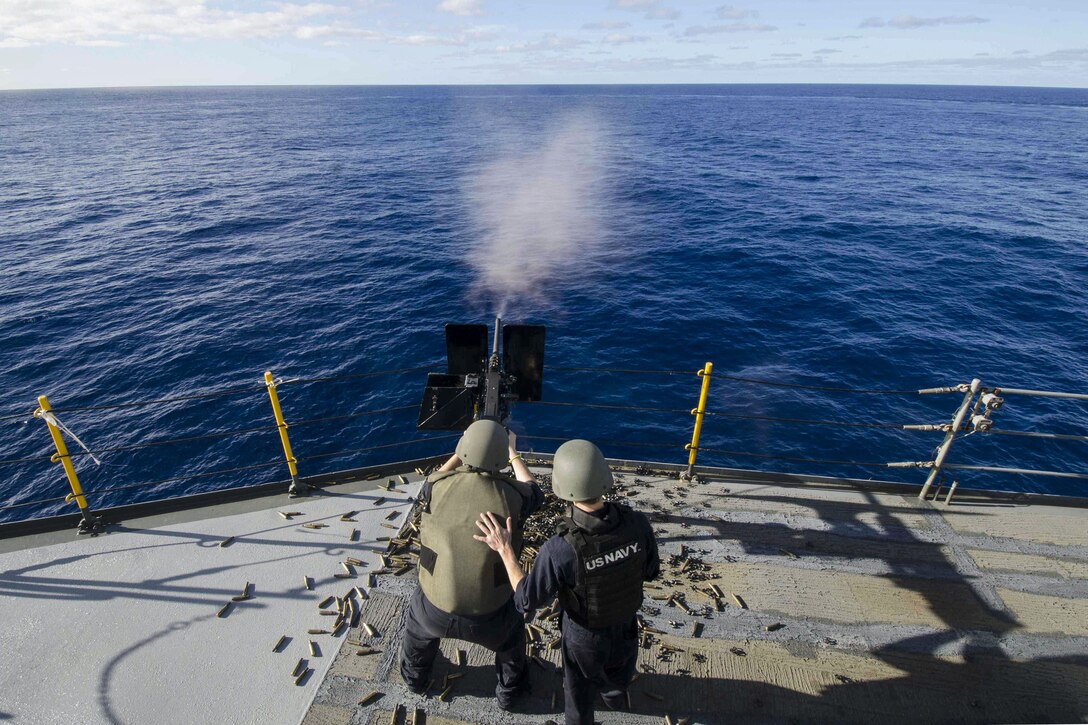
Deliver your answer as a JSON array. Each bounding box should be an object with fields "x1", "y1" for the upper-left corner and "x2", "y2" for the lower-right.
[{"x1": 557, "y1": 502, "x2": 647, "y2": 629}]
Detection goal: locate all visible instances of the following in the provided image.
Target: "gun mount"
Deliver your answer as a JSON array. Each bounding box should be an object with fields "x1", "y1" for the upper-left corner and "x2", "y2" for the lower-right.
[{"x1": 416, "y1": 317, "x2": 545, "y2": 431}]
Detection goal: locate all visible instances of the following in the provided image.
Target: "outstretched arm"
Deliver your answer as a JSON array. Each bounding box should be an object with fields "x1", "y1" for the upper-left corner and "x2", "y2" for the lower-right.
[
  {"x1": 437, "y1": 452, "x2": 462, "y2": 473},
  {"x1": 473, "y1": 511, "x2": 525, "y2": 591},
  {"x1": 506, "y1": 430, "x2": 536, "y2": 484}
]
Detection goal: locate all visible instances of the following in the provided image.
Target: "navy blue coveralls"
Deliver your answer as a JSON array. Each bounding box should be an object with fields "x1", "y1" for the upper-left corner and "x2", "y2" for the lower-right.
[
  {"x1": 399, "y1": 478, "x2": 544, "y2": 705},
  {"x1": 513, "y1": 502, "x2": 660, "y2": 725}
]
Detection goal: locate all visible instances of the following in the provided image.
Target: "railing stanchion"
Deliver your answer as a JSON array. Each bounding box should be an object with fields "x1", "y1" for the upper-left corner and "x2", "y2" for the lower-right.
[
  {"x1": 264, "y1": 371, "x2": 305, "y2": 497},
  {"x1": 683, "y1": 362, "x2": 713, "y2": 481},
  {"x1": 918, "y1": 378, "x2": 980, "y2": 500},
  {"x1": 35, "y1": 395, "x2": 101, "y2": 534}
]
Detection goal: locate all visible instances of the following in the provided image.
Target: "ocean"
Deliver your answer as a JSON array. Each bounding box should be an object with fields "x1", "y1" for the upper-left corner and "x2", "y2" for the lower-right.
[{"x1": 2, "y1": 84, "x2": 1087, "y2": 522}]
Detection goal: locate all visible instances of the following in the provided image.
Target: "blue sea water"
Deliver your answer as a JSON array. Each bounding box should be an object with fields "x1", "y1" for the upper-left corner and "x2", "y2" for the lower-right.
[{"x1": 1, "y1": 84, "x2": 1087, "y2": 523}]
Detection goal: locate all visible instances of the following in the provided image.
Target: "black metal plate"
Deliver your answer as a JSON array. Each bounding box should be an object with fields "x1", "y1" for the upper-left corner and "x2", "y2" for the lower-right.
[
  {"x1": 445, "y1": 324, "x2": 488, "y2": 375},
  {"x1": 417, "y1": 373, "x2": 476, "y2": 430},
  {"x1": 502, "y1": 324, "x2": 545, "y2": 401}
]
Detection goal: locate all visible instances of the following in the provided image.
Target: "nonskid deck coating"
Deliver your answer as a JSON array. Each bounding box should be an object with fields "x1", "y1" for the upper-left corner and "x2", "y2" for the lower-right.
[
  {"x1": 2, "y1": 465, "x2": 1087, "y2": 724},
  {"x1": 306, "y1": 467, "x2": 1088, "y2": 725},
  {"x1": 0, "y1": 475, "x2": 420, "y2": 725}
]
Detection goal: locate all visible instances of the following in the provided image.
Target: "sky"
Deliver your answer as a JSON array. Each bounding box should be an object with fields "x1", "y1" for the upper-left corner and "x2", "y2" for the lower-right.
[{"x1": 0, "y1": 1, "x2": 1086, "y2": 89}]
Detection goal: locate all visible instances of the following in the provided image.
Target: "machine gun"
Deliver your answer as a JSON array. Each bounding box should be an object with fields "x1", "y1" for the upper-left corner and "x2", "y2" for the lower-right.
[{"x1": 416, "y1": 318, "x2": 545, "y2": 430}]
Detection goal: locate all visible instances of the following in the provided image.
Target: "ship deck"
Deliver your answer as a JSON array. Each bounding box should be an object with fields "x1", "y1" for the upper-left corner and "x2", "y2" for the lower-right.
[{"x1": 2, "y1": 461, "x2": 1087, "y2": 724}]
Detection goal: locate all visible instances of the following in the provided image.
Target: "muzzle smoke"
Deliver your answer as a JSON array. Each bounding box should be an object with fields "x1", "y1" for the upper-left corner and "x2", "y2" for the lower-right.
[{"x1": 466, "y1": 112, "x2": 610, "y2": 318}]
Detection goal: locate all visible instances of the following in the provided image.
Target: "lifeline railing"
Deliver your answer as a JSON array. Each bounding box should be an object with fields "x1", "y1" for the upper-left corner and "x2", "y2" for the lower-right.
[{"x1": 2, "y1": 362, "x2": 1087, "y2": 532}]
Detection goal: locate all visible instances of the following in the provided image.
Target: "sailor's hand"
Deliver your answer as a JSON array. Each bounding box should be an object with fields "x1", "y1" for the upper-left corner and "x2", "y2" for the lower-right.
[
  {"x1": 507, "y1": 429, "x2": 518, "y2": 456},
  {"x1": 473, "y1": 511, "x2": 514, "y2": 555}
]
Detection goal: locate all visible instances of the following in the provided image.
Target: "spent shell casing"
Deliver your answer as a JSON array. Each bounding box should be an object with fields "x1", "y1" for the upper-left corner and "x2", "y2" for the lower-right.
[
  {"x1": 361, "y1": 622, "x2": 376, "y2": 637},
  {"x1": 710, "y1": 584, "x2": 724, "y2": 598},
  {"x1": 292, "y1": 658, "x2": 306, "y2": 677},
  {"x1": 394, "y1": 565, "x2": 411, "y2": 576},
  {"x1": 217, "y1": 602, "x2": 231, "y2": 618},
  {"x1": 341, "y1": 511, "x2": 357, "y2": 520},
  {"x1": 446, "y1": 671, "x2": 463, "y2": 680},
  {"x1": 766, "y1": 622, "x2": 785, "y2": 632},
  {"x1": 319, "y1": 610, "x2": 338, "y2": 616},
  {"x1": 302, "y1": 523, "x2": 328, "y2": 529},
  {"x1": 373, "y1": 497, "x2": 387, "y2": 506},
  {"x1": 304, "y1": 576, "x2": 313, "y2": 591},
  {"x1": 274, "y1": 635, "x2": 288, "y2": 652},
  {"x1": 366, "y1": 473, "x2": 381, "y2": 480},
  {"x1": 354, "y1": 586, "x2": 368, "y2": 600},
  {"x1": 218, "y1": 536, "x2": 235, "y2": 548},
  {"x1": 731, "y1": 593, "x2": 748, "y2": 609},
  {"x1": 551, "y1": 690, "x2": 557, "y2": 709},
  {"x1": 285, "y1": 511, "x2": 304, "y2": 517},
  {"x1": 645, "y1": 692, "x2": 665, "y2": 702},
  {"x1": 308, "y1": 641, "x2": 318, "y2": 657},
  {"x1": 457, "y1": 650, "x2": 466, "y2": 667},
  {"x1": 294, "y1": 668, "x2": 310, "y2": 686},
  {"x1": 349, "y1": 529, "x2": 359, "y2": 542},
  {"x1": 230, "y1": 595, "x2": 249, "y2": 602},
  {"x1": 318, "y1": 596, "x2": 335, "y2": 609},
  {"x1": 665, "y1": 715, "x2": 673, "y2": 725},
  {"x1": 356, "y1": 648, "x2": 380, "y2": 656},
  {"x1": 438, "y1": 685, "x2": 452, "y2": 702},
  {"x1": 358, "y1": 691, "x2": 381, "y2": 706},
  {"x1": 307, "y1": 629, "x2": 329, "y2": 635},
  {"x1": 380, "y1": 523, "x2": 398, "y2": 530},
  {"x1": 341, "y1": 562, "x2": 353, "y2": 575},
  {"x1": 334, "y1": 573, "x2": 353, "y2": 579},
  {"x1": 242, "y1": 581, "x2": 251, "y2": 598},
  {"x1": 350, "y1": 609, "x2": 360, "y2": 628},
  {"x1": 385, "y1": 510, "x2": 401, "y2": 521},
  {"x1": 691, "y1": 622, "x2": 704, "y2": 638},
  {"x1": 389, "y1": 705, "x2": 402, "y2": 725},
  {"x1": 412, "y1": 708, "x2": 423, "y2": 725},
  {"x1": 399, "y1": 475, "x2": 409, "y2": 486},
  {"x1": 278, "y1": 511, "x2": 291, "y2": 519},
  {"x1": 332, "y1": 621, "x2": 347, "y2": 637},
  {"x1": 346, "y1": 557, "x2": 365, "y2": 566}
]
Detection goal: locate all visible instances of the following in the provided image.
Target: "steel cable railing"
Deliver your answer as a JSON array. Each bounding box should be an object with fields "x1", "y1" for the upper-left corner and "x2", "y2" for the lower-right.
[{"x1": 7, "y1": 362, "x2": 1088, "y2": 524}]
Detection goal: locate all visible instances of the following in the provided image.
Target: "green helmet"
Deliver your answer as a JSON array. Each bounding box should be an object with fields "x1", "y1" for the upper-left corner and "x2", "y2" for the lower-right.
[
  {"x1": 552, "y1": 439, "x2": 613, "y2": 502},
  {"x1": 456, "y1": 420, "x2": 508, "y2": 472}
]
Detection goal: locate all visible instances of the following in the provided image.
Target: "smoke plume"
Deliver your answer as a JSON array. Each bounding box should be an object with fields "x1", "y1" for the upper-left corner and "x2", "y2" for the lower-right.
[{"x1": 466, "y1": 112, "x2": 610, "y2": 318}]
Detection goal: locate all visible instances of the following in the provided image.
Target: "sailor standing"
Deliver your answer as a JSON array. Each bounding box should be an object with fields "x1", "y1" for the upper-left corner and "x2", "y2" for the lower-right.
[
  {"x1": 474, "y1": 439, "x2": 660, "y2": 725},
  {"x1": 399, "y1": 420, "x2": 543, "y2": 709}
]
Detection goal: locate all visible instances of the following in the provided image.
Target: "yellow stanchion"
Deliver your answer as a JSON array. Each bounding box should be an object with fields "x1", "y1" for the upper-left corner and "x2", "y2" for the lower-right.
[
  {"x1": 683, "y1": 362, "x2": 713, "y2": 480},
  {"x1": 264, "y1": 371, "x2": 304, "y2": 497},
  {"x1": 35, "y1": 395, "x2": 100, "y2": 533}
]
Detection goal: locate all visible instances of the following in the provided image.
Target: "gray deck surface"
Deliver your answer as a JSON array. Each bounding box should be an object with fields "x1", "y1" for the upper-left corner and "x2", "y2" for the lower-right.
[
  {"x1": 0, "y1": 475, "x2": 418, "y2": 725},
  {"x1": 3, "y1": 465, "x2": 1088, "y2": 724}
]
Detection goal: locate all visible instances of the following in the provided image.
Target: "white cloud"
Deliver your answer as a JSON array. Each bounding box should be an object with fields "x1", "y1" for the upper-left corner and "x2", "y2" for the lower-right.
[
  {"x1": 437, "y1": 0, "x2": 483, "y2": 17},
  {"x1": 609, "y1": 0, "x2": 680, "y2": 21},
  {"x1": 583, "y1": 20, "x2": 630, "y2": 30},
  {"x1": 683, "y1": 22, "x2": 775, "y2": 37},
  {"x1": 495, "y1": 34, "x2": 587, "y2": 53},
  {"x1": 716, "y1": 5, "x2": 754, "y2": 20},
  {"x1": 0, "y1": 0, "x2": 350, "y2": 46},
  {"x1": 813, "y1": 48, "x2": 840, "y2": 55},
  {"x1": 603, "y1": 33, "x2": 650, "y2": 45},
  {"x1": 860, "y1": 15, "x2": 989, "y2": 29}
]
